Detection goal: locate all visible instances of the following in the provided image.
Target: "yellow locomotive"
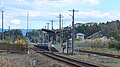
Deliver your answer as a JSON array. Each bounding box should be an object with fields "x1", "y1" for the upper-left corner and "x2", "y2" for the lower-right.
[
  {"x1": 16, "y1": 36, "x2": 26, "y2": 48},
  {"x1": 17, "y1": 39, "x2": 23, "y2": 44}
]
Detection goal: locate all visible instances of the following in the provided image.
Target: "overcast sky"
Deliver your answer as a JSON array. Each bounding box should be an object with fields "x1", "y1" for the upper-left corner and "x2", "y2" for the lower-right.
[{"x1": 0, "y1": 0, "x2": 120, "y2": 29}]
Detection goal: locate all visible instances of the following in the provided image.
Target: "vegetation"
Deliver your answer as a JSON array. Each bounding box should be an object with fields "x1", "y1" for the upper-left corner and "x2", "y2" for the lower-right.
[
  {"x1": 75, "y1": 20, "x2": 120, "y2": 41},
  {"x1": 74, "y1": 20, "x2": 120, "y2": 53},
  {"x1": 27, "y1": 29, "x2": 44, "y2": 43},
  {"x1": 0, "y1": 40, "x2": 12, "y2": 44},
  {"x1": 0, "y1": 20, "x2": 119, "y2": 45},
  {"x1": 77, "y1": 38, "x2": 120, "y2": 53},
  {"x1": 0, "y1": 29, "x2": 23, "y2": 44},
  {"x1": 75, "y1": 23, "x2": 99, "y2": 37},
  {"x1": 100, "y1": 20, "x2": 120, "y2": 41},
  {"x1": 0, "y1": 29, "x2": 45, "y2": 43}
]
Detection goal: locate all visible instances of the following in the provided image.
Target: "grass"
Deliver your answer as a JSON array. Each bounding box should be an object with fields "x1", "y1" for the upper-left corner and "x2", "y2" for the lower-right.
[
  {"x1": 74, "y1": 40, "x2": 120, "y2": 67},
  {"x1": 0, "y1": 52, "x2": 7, "y2": 55},
  {"x1": 99, "y1": 59, "x2": 120, "y2": 67},
  {"x1": 25, "y1": 64, "x2": 31, "y2": 67},
  {"x1": 0, "y1": 51, "x2": 7, "y2": 55},
  {"x1": 75, "y1": 47, "x2": 120, "y2": 55},
  {"x1": 70, "y1": 53, "x2": 120, "y2": 67}
]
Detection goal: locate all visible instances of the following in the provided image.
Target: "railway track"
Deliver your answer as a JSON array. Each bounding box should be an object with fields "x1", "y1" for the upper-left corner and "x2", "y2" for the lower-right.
[
  {"x1": 33, "y1": 47, "x2": 106, "y2": 67},
  {"x1": 40, "y1": 52, "x2": 104, "y2": 67},
  {"x1": 76, "y1": 49, "x2": 120, "y2": 59}
]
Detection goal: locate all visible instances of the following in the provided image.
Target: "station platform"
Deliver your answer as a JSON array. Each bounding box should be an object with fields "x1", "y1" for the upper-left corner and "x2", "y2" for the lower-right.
[{"x1": 53, "y1": 42, "x2": 72, "y2": 53}]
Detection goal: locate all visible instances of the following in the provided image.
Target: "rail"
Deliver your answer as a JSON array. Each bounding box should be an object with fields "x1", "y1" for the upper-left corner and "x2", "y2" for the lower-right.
[{"x1": 75, "y1": 50, "x2": 120, "y2": 59}]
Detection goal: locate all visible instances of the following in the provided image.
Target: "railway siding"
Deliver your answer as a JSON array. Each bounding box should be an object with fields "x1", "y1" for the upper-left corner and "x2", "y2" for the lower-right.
[
  {"x1": 34, "y1": 46, "x2": 107, "y2": 67},
  {"x1": 76, "y1": 49, "x2": 120, "y2": 59}
]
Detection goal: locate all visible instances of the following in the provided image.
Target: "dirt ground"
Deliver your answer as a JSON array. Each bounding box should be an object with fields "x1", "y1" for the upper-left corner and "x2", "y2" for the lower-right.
[{"x1": 0, "y1": 45, "x2": 71, "y2": 67}]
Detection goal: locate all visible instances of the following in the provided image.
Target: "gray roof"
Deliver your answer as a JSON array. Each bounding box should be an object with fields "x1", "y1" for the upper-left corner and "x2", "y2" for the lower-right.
[
  {"x1": 86, "y1": 31, "x2": 101, "y2": 39},
  {"x1": 76, "y1": 33, "x2": 85, "y2": 36}
]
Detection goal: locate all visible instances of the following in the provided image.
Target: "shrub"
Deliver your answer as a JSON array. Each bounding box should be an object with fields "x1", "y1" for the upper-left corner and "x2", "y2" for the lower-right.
[
  {"x1": 79, "y1": 39, "x2": 109, "y2": 48},
  {"x1": 108, "y1": 40, "x2": 118, "y2": 48},
  {"x1": 115, "y1": 41, "x2": 120, "y2": 50},
  {"x1": 0, "y1": 40, "x2": 12, "y2": 44}
]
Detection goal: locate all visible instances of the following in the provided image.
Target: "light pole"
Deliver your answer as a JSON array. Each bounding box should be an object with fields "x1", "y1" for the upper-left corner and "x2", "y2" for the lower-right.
[
  {"x1": 1, "y1": 11, "x2": 4, "y2": 40},
  {"x1": 51, "y1": 20, "x2": 54, "y2": 30},
  {"x1": 46, "y1": 23, "x2": 50, "y2": 29},
  {"x1": 46, "y1": 23, "x2": 50, "y2": 42},
  {"x1": 12, "y1": 29, "x2": 15, "y2": 43},
  {"x1": 9, "y1": 26, "x2": 10, "y2": 40},
  {"x1": 61, "y1": 19, "x2": 64, "y2": 44},
  {"x1": 50, "y1": 20, "x2": 54, "y2": 44},
  {"x1": 69, "y1": 9, "x2": 79, "y2": 55},
  {"x1": 44, "y1": 26, "x2": 46, "y2": 29},
  {"x1": 57, "y1": 14, "x2": 64, "y2": 53},
  {"x1": 26, "y1": 12, "x2": 29, "y2": 54},
  {"x1": 0, "y1": 7, "x2": 4, "y2": 40}
]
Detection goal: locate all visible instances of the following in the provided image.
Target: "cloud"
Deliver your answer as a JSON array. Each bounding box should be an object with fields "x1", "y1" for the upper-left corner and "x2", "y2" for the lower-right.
[
  {"x1": 48, "y1": 0, "x2": 100, "y2": 5},
  {"x1": 18, "y1": 0, "x2": 25, "y2": 2},
  {"x1": 83, "y1": 0, "x2": 99, "y2": 5},
  {"x1": 11, "y1": 19, "x2": 21, "y2": 24},
  {"x1": 3, "y1": 0, "x2": 100, "y2": 19},
  {"x1": 1, "y1": 0, "x2": 120, "y2": 29},
  {"x1": 73, "y1": 10, "x2": 120, "y2": 22}
]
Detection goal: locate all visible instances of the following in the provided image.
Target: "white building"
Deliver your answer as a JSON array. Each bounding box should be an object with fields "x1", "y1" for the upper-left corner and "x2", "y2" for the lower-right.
[
  {"x1": 100, "y1": 36, "x2": 108, "y2": 40},
  {"x1": 76, "y1": 33, "x2": 85, "y2": 40},
  {"x1": 74, "y1": 23, "x2": 83, "y2": 28}
]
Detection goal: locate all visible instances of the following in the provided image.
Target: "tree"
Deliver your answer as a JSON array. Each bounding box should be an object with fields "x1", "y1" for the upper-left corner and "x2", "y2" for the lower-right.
[
  {"x1": 27, "y1": 29, "x2": 44, "y2": 43},
  {"x1": 3, "y1": 29, "x2": 23, "y2": 41},
  {"x1": 100, "y1": 20, "x2": 120, "y2": 41},
  {"x1": 75, "y1": 23, "x2": 100, "y2": 38}
]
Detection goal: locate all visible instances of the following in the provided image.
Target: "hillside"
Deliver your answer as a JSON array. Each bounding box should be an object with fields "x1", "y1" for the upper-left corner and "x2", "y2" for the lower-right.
[{"x1": 0, "y1": 28, "x2": 33, "y2": 36}]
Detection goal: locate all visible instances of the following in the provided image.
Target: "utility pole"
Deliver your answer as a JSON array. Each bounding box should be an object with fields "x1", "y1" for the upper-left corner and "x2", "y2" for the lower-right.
[
  {"x1": 26, "y1": 12, "x2": 29, "y2": 54},
  {"x1": 62, "y1": 19, "x2": 63, "y2": 29},
  {"x1": 46, "y1": 23, "x2": 50, "y2": 42},
  {"x1": 27, "y1": 12, "x2": 29, "y2": 34},
  {"x1": 9, "y1": 26, "x2": 10, "y2": 39},
  {"x1": 26, "y1": 12, "x2": 29, "y2": 40},
  {"x1": 58, "y1": 14, "x2": 63, "y2": 31},
  {"x1": 12, "y1": 29, "x2": 15, "y2": 43},
  {"x1": 51, "y1": 20, "x2": 54, "y2": 30},
  {"x1": 57, "y1": 14, "x2": 64, "y2": 53},
  {"x1": 51, "y1": 20, "x2": 54, "y2": 44},
  {"x1": 44, "y1": 26, "x2": 46, "y2": 29},
  {"x1": 46, "y1": 23, "x2": 50, "y2": 29},
  {"x1": 69, "y1": 9, "x2": 79, "y2": 55},
  {"x1": 1, "y1": 11, "x2": 4, "y2": 40},
  {"x1": 61, "y1": 19, "x2": 64, "y2": 39}
]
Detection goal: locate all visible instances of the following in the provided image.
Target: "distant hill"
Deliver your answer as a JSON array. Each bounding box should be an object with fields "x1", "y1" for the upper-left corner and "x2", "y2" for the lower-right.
[
  {"x1": 20, "y1": 29, "x2": 33, "y2": 36},
  {"x1": 0, "y1": 28, "x2": 8, "y2": 32},
  {"x1": 0, "y1": 28, "x2": 33, "y2": 36}
]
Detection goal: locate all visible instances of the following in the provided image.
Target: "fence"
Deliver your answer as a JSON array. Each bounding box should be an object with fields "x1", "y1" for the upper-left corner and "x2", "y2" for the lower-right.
[{"x1": 0, "y1": 44, "x2": 26, "y2": 53}]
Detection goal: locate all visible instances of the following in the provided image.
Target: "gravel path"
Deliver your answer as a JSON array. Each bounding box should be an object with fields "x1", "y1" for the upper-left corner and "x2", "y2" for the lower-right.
[{"x1": 0, "y1": 45, "x2": 72, "y2": 67}]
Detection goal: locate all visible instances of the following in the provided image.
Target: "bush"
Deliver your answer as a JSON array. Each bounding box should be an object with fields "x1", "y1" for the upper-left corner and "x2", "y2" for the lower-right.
[
  {"x1": 0, "y1": 40, "x2": 12, "y2": 44},
  {"x1": 107, "y1": 39, "x2": 120, "y2": 51},
  {"x1": 74, "y1": 38, "x2": 80, "y2": 41},
  {"x1": 77, "y1": 38, "x2": 120, "y2": 52},
  {"x1": 78, "y1": 39, "x2": 109, "y2": 48},
  {"x1": 115, "y1": 41, "x2": 120, "y2": 50},
  {"x1": 108, "y1": 40, "x2": 118, "y2": 48}
]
